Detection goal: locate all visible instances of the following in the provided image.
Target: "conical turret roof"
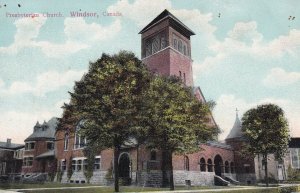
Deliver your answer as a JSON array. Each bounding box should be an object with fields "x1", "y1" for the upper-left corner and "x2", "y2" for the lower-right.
[{"x1": 226, "y1": 109, "x2": 243, "y2": 139}]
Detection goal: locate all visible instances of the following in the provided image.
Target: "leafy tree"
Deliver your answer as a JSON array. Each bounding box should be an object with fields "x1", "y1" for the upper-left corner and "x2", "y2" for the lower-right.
[
  {"x1": 241, "y1": 104, "x2": 289, "y2": 186},
  {"x1": 145, "y1": 76, "x2": 219, "y2": 190},
  {"x1": 83, "y1": 144, "x2": 98, "y2": 183},
  {"x1": 59, "y1": 51, "x2": 151, "y2": 192}
]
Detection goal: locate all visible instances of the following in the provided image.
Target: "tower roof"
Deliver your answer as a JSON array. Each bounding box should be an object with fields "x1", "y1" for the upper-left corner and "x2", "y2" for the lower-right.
[
  {"x1": 226, "y1": 109, "x2": 243, "y2": 140},
  {"x1": 139, "y1": 9, "x2": 195, "y2": 37}
]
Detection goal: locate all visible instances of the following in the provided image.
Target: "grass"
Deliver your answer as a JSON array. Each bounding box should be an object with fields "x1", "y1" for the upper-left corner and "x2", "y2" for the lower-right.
[{"x1": 0, "y1": 182, "x2": 294, "y2": 193}]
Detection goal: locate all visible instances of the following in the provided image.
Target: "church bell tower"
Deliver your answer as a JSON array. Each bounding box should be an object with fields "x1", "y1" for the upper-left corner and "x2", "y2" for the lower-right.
[{"x1": 139, "y1": 9, "x2": 195, "y2": 87}]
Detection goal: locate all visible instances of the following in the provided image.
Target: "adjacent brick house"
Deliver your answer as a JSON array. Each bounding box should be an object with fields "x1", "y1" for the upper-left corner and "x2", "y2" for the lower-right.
[
  {"x1": 0, "y1": 139, "x2": 24, "y2": 180},
  {"x1": 21, "y1": 118, "x2": 57, "y2": 179}
]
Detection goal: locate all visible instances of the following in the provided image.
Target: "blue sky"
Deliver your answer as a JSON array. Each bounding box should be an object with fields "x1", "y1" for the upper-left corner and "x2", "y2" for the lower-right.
[{"x1": 0, "y1": 0, "x2": 299, "y2": 143}]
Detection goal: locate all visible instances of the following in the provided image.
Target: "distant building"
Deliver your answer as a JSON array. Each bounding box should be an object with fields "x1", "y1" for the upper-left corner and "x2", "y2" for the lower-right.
[
  {"x1": 255, "y1": 138, "x2": 300, "y2": 182},
  {"x1": 0, "y1": 138, "x2": 24, "y2": 179},
  {"x1": 21, "y1": 118, "x2": 57, "y2": 179}
]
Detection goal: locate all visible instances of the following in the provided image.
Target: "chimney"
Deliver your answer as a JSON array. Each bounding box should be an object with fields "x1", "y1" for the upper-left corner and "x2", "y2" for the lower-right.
[{"x1": 7, "y1": 138, "x2": 11, "y2": 147}]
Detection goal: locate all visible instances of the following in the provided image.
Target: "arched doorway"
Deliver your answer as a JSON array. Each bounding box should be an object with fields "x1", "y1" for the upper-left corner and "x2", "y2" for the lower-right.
[
  {"x1": 118, "y1": 153, "x2": 131, "y2": 185},
  {"x1": 214, "y1": 155, "x2": 223, "y2": 176}
]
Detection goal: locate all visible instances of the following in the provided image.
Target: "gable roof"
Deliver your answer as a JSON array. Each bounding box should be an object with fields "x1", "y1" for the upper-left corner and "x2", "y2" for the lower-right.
[
  {"x1": 25, "y1": 117, "x2": 58, "y2": 141},
  {"x1": 139, "y1": 9, "x2": 195, "y2": 36},
  {"x1": 0, "y1": 141, "x2": 24, "y2": 150}
]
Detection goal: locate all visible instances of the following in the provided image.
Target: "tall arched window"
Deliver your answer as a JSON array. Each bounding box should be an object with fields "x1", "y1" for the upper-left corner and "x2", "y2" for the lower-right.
[
  {"x1": 230, "y1": 162, "x2": 235, "y2": 173},
  {"x1": 145, "y1": 40, "x2": 152, "y2": 57},
  {"x1": 207, "y1": 159, "x2": 213, "y2": 172},
  {"x1": 150, "y1": 150, "x2": 157, "y2": 160},
  {"x1": 64, "y1": 132, "x2": 69, "y2": 150},
  {"x1": 173, "y1": 38, "x2": 177, "y2": 49},
  {"x1": 184, "y1": 156, "x2": 189, "y2": 171},
  {"x1": 225, "y1": 161, "x2": 229, "y2": 173},
  {"x1": 178, "y1": 40, "x2": 183, "y2": 53},
  {"x1": 74, "y1": 120, "x2": 86, "y2": 149},
  {"x1": 152, "y1": 36, "x2": 160, "y2": 53},
  {"x1": 161, "y1": 36, "x2": 166, "y2": 49},
  {"x1": 200, "y1": 158, "x2": 206, "y2": 172}
]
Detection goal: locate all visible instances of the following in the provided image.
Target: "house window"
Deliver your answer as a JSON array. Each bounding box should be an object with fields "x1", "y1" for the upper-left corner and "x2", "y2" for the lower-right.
[
  {"x1": 200, "y1": 158, "x2": 206, "y2": 172},
  {"x1": 25, "y1": 142, "x2": 35, "y2": 150},
  {"x1": 225, "y1": 161, "x2": 229, "y2": 173},
  {"x1": 94, "y1": 157, "x2": 101, "y2": 170},
  {"x1": 183, "y1": 73, "x2": 186, "y2": 83},
  {"x1": 184, "y1": 156, "x2": 189, "y2": 171},
  {"x1": 23, "y1": 157, "x2": 33, "y2": 166},
  {"x1": 74, "y1": 120, "x2": 87, "y2": 149},
  {"x1": 291, "y1": 148, "x2": 300, "y2": 168},
  {"x1": 61, "y1": 160, "x2": 66, "y2": 171},
  {"x1": 179, "y1": 71, "x2": 182, "y2": 78},
  {"x1": 47, "y1": 142, "x2": 54, "y2": 150},
  {"x1": 64, "y1": 133, "x2": 69, "y2": 150},
  {"x1": 244, "y1": 164, "x2": 250, "y2": 173},
  {"x1": 183, "y1": 45, "x2": 187, "y2": 55},
  {"x1": 150, "y1": 150, "x2": 157, "y2": 160},
  {"x1": 0, "y1": 162, "x2": 6, "y2": 175}
]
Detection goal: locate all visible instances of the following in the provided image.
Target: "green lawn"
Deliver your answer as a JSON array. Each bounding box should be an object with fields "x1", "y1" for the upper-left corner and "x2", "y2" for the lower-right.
[{"x1": 1, "y1": 183, "x2": 298, "y2": 193}]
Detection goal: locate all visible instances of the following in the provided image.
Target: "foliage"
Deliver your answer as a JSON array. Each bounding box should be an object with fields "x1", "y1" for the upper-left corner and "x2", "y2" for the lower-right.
[
  {"x1": 83, "y1": 144, "x2": 98, "y2": 183},
  {"x1": 241, "y1": 104, "x2": 289, "y2": 186},
  {"x1": 59, "y1": 51, "x2": 151, "y2": 192},
  {"x1": 67, "y1": 156, "x2": 73, "y2": 181},
  {"x1": 48, "y1": 159, "x2": 57, "y2": 182},
  {"x1": 287, "y1": 165, "x2": 300, "y2": 180},
  {"x1": 145, "y1": 76, "x2": 219, "y2": 189}
]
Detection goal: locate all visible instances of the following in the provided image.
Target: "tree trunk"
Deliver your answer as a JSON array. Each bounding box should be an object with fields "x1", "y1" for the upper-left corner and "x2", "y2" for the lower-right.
[
  {"x1": 264, "y1": 154, "x2": 269, "y2": 187},
  {"x1": 169, "y1": 152, "x2": 174, "y2": 191},
  {"x1": 114, "y1": 146, "x2": 120, "y2": 192},
  {"x1": 136, "y1": 144, "x2": 139, "y2": 185},
  {"x1": 161, "y1": 150, "x2": 169, "y2": 187}
]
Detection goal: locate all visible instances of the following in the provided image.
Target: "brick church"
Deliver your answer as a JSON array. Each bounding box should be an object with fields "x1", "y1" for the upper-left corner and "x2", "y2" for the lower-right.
[{"x1": 22, "y1": 10, "x2": 257, "y2": 186}]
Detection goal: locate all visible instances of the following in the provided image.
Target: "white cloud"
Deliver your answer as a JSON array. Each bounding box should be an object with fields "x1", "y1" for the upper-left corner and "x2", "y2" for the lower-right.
[
  {"x1": 0, "y1": 69, "x2": 86, "y2": 96},
  {"x1": 0, "y1": 15, "x2": 121, "y2": 58},
  {"x1": 0, "y1": 105, "x2": 66, "y2": 143},
  {"x1": 0, "y1": 79, "x2": 4, "y2": 88},
  {"x1": 214, "y1": 94, "x2": 300, "y2": 140},
  {"x1": 263, "y1": 67, "x2": 300, "y2": 87},
  {"x1": 107, "y1": 0, "x2": 172, "y2": 27},
  {"x1": 197, "y1": 22, "x2": 300, "y2": 75}
]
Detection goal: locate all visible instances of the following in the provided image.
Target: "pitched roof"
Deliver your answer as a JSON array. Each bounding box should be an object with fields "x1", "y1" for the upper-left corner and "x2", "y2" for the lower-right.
[
  {"x1": 0, "y1": 141, "x2": 24, "y2": 150},
  {"x1": 35, "y1": 150, "x2": 55, "y2": 159},
  {"x1": 139, "y1": 9, "x2": 195, "y2": 36},
  {"x1": 25, "y1": 117, "x2": 58, "y2": 141},
  {"x1": 226, "y1": 111, "x2": 243, "y2": 140}
]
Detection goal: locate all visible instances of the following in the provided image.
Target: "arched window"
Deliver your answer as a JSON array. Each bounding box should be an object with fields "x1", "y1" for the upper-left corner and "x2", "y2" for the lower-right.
[
  {"x1": 225, "y1": 161, "x2": 229, "y2": 173},
  {"x1": 183, "y1": 45, "x2": 187, "y2": 55},
  {"x1": 178, "y1": 40, "x2": 183, "y2": 52},
  {"x1": 173, "y1": 38, "x2": 177, "y2": 49},
  {"x1": 64, "y1": 132, "x2": 69, "y2": 150},
  {"x1": 207, "y1": 159, "x2": 213, "y2": 172},
  {"x1": 152, "y1": 36, "x2": 160, "y2": 53},
  {"x1": 145, "y1": 40, "x2": 152, "y2": 57},
  {"x1": 74, "y1": 120, "x2": 86, "y2": 149},
  {"x1": 230, "y1": 162, "x2": 235, "y2": 173},
  {"x1": 150, "y1": 150, "x2": 157, "y2": 160},
  {"x1": 161, "y1": 36, "x2": 166, "y2": 49},
  {"x1": 200, "y1": 158, "x2": 206, "y2": 172},
  {"x1": 184, "y1": 156, "x2": 189, "y2": 171}
]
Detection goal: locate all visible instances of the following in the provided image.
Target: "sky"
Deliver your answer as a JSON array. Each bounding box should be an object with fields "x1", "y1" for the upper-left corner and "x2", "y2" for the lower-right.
[{"x1": 0, "y1": 0, "x2": 299, "y2": 143}]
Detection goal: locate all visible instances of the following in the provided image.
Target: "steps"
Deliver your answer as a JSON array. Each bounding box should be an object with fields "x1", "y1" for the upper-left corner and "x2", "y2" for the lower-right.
[{"x1": 214, "y1": 175, "x2": 230, "y2": 186}]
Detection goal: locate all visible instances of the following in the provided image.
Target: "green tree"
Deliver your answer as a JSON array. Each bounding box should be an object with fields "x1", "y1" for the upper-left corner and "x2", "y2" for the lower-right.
[
  {"x1": 59, "y1": 51, "x2": 151, "y2": 192},
  {"x1": 146, "y1": 76, "x2": 219, "y2": 190},
  {"x1": 241, "y1": 104, "x2": 289, "y2": 187},
  {"x1": 83, "y1": 143, "x2": 98, "y2": 183}
]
